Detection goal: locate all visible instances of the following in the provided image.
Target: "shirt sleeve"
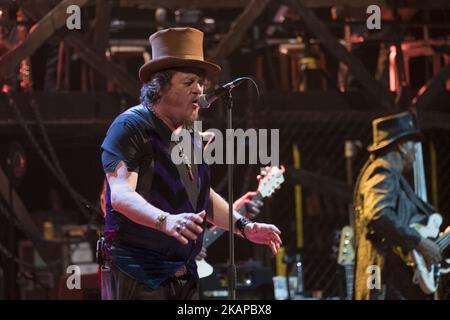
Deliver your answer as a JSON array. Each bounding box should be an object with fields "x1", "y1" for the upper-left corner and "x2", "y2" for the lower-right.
[
  {"x1": 101, "y1": 120, "x2": 146, "y2": 173},
  {"x1": 363, "y1": 167, "x2": 422, "y2": 252}
]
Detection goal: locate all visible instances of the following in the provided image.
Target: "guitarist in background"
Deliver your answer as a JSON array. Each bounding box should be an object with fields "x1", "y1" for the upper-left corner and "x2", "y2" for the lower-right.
[{"x1": 353, "y1": 111, "x2": 442, "y2": 300}]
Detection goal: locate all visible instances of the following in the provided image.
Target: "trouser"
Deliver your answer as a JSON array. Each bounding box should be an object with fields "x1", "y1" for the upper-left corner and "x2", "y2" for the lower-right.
[
  {"x1": 101, "y1": 263, "x2": 199, "y2": 300},
  {"x1": 382, "y1": 258, "x2": 432, "y2": 300}
]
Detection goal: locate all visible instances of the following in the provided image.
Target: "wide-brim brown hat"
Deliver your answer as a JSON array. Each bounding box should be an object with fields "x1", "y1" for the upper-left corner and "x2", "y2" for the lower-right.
[
  {"x1": 367, "y1": 111, "x2": 422, "y2": 152},
  {"x1": 139, "y1": 27, "x2": 221, "y2": 83}
]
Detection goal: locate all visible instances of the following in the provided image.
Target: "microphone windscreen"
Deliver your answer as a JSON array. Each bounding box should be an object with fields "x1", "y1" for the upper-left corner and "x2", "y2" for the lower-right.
[{"x1": 198, "y1": 95, "x2": 211, "y2": 108}]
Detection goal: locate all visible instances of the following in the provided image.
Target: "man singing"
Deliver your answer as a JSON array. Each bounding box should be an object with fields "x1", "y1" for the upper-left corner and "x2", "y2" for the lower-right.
[{"x1": 100, "y1": 27, "x2": 282, "y2": 300}]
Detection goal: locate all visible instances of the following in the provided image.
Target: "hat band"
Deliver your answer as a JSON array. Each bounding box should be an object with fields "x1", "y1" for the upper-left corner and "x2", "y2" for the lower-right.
[{"x1": 152, "y1": 54, "x2": 205, "y2": 61}]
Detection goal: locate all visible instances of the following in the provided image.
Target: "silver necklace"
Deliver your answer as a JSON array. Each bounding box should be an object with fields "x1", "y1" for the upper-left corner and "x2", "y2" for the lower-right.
[{"x1": 150, "y1": 107, "x2": 194, "y2": 181}]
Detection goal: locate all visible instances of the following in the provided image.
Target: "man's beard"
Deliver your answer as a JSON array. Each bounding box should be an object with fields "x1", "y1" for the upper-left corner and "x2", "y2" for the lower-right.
[{"x1": 182, "y1": 109, "x2": 199, "y2": 129}]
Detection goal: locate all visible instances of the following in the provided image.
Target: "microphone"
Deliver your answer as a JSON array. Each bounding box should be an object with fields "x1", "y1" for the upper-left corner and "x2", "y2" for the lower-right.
[{"x1": 198, "y1": 77, "x2": 247, "y2": 108}]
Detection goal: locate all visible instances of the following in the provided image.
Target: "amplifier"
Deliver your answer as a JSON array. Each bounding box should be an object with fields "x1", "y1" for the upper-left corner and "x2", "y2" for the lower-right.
[{"x1": 199, "y1": 261, "x2": 274, "y2": 300}]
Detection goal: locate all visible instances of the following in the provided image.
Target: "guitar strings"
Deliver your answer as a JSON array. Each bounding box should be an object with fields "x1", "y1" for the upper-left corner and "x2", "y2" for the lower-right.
[
  {"x1": 436, "y1": 232, "x2": 450, "y2": 249},
  {"x1": 436, "y1": 233, "x2": 449, "y2": 245}
]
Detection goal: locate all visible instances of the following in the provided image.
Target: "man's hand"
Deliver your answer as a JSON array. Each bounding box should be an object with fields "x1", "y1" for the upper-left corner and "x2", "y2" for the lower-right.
[
  {"x1": 233, "y1": 191, "x2": 264, "y2": 219},
  {"x1": 243, "y1": 222, "x2": 282, "y2": 255},
  {"x1": 163, "y1": 211, "x2": 205, "y2": 245},
  {"x1": 417, "y1": 238, "x2": 442, "y2": 270},
  {"x1": 194, "y1": 190, "x2": 264, "y2": 262}
]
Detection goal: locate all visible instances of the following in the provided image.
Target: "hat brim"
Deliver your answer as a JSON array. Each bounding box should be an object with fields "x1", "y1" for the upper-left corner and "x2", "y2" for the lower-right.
[
  {"x1": 367, "y1": 132, "x2": 423, "y2": 152},
  {"x1": 139, "y1": 57, "x2": 221, "y2": 82}
]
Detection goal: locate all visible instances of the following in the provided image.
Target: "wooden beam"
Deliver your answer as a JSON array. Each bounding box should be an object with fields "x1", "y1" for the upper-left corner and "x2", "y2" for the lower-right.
[
  {"x1": 93, "y1": 0, "x2": 111, "y2": 57},
  {"x1": 298, "y1": 0, "x2": 450, "y2": 8},
  {"x1": 20, "y1": 2, "x2": 141, "y2": 98},
  {"x1": 301, "y1": 0, "x2": 386, "y2": 7},
  {"x1": 119, "y1": 0, "x2": 248, "y2": 9},
  {"x1": 288, "y1": 0, "x2": 396, "y2": 109},
  {"x1": 0, "y1": 109, "x2": 439, "y2": 131},
  {"x1": 2, "y1": 91, "x2": 448, "y2": 128},
  {"x1": 118, "y1": 0, "x2": 450, "y2": 9},
  {"x1": 390, "y1": 6, "x2": 411, "y2": 109},
  {"x1": 18, "y1": 0, "x2": 60, "y2": 15},
  {"x1": 208, "y1": 0, "x2": 271, "y2": 63},
  {"x1": 93, "y1": 0, "x2": 112, "y2": 90},
  {"x1": 0, "y1": 164, "x2": 71, "y2": 269},
  {"x1": 0, "y1": 167, "x2": 41, "y2": 240},
  {"x1": 0, "y1": 0, "x2": 89, "y2": 80},
  {"x1": 64, "y1": 33, "x2": 141, "y2": 97},
  {"x1": 413, "y1": 62, "x2": 450, "y2": 110}
]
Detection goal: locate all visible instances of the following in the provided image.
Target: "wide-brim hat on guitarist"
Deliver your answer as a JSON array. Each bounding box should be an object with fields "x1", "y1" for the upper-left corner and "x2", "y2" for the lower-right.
[
  {"x1": 138, "y1": 27, "x2": 221, "y2": 83},
  {"x1": 367, "y1": 111, "x2": 422, "y2": 152}
]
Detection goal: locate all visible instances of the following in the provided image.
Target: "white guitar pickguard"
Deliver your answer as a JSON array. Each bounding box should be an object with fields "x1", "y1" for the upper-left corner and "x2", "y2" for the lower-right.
[{"x1": 196, "y1": 259, "x2": 214, "y2": 279}]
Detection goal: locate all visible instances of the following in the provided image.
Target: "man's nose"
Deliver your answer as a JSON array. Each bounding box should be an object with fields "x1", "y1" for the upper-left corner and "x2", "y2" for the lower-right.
[{"x1": 192, "y1": 82, "x2": 203, "y2": 94}]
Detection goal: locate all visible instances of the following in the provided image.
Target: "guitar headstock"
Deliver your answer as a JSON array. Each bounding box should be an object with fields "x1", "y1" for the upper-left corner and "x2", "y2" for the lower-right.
[
  {"x1": 337, "y1": 226, "x2": 355, "y2": 266},
  {"x1": 257, "y1": 166, "x2": 285, "y2": 198}
]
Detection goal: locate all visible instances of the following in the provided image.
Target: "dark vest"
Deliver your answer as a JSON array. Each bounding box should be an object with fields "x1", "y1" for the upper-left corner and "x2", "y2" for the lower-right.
[
  {"x1": 113, "y1": 129, "x2": 210, "y2": 259},
  {"x1": 104, "y1": 113, "x2": 210, "y2": 288}
]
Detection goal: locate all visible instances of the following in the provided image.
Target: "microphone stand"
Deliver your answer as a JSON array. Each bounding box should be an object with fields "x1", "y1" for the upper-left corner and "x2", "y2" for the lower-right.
[
  {"x1": 205, "y1": 77, "x2": 252, "y2": 300},
  {"x1": 224, "y1": 90, "x2": 236, "y2": 300}
]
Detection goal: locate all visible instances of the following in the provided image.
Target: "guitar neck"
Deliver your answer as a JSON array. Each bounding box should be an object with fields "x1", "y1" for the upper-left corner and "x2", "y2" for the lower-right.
[
  {"x1": 202, "y1": 192, "x2": 263, "y2": 249},
  {"x1": 344, "y1": 265, "x2": 354, "y2": 300},
  {"x1": 437, "y1": 231, "x2": 450, "y2": 251}
]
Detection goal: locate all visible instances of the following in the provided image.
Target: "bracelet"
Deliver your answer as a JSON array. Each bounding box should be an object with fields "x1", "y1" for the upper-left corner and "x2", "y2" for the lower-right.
[
  {"x1": 235, "y1": 217, "x2": 252, "y2": 239},
  {"x1": 155, "y1": 213, "x2": 168, "y2": 230}
]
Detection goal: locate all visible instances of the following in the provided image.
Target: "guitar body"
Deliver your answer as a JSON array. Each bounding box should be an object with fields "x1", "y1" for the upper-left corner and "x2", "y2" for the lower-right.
[
  {"x1": 410, "y1": 142, "x2": 450, "y2": 295},
  {"x1": 411, "y1": 213, "x2": 442, "y2": 294},
  {"x1": 196, "y1": 259, "x2": 214, "y2": 279}
]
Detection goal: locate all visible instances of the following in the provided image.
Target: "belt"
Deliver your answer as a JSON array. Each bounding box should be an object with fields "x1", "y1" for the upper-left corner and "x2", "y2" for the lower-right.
[{"x1": 174, "y1": 265, "x2": 187, "y2": 278}]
